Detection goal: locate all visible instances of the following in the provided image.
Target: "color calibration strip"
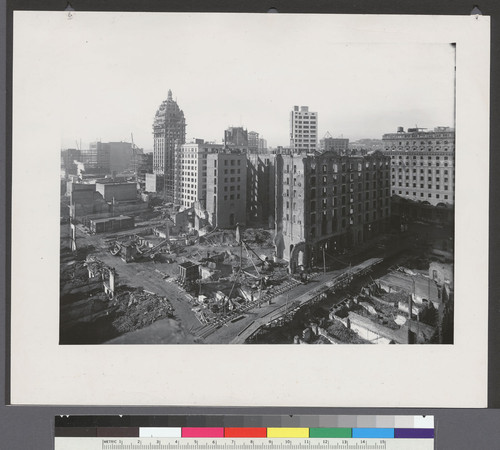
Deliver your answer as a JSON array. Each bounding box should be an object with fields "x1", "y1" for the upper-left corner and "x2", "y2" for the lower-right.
[{"x1": 55, "y1": 415, "x2": 434, "y2": 440}]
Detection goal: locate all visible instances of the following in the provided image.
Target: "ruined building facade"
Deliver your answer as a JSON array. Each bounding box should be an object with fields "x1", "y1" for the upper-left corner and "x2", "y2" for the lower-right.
[
  {"x1": 152, "y1": 89, "x2": 186, "y2": 202},
  {"x1": 382, "y1": 127, "x2": 455, "y2": 207},
  {"x1": 274, "y1": 151, "x2": 391, "y2": 273},
  {"x1": 246, "y1": 152, "x2": 276, "y2": 228}
]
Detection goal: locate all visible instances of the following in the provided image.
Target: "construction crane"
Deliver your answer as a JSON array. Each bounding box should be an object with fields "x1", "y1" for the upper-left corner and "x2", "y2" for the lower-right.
[
  {"x1": 130, "y1": 133, "x2": 139, "y2": 176},
  {"x1": 224, "y1": 225, "x2": 269, "y2": 315}
]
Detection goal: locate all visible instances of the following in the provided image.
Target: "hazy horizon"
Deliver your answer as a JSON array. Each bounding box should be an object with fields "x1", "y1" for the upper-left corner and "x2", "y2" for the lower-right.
[{"x1": 30, "y1": 13, "x2": 456, "y2": 151}]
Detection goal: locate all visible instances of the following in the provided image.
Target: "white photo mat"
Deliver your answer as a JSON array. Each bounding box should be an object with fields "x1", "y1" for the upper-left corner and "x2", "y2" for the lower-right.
[{"x1": 10, "y1": 12, "x2": 490, "y2": 406}]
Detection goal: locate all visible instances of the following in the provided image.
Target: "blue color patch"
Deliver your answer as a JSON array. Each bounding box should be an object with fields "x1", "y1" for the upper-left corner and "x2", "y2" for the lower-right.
[{"x1": 352, "y1": 428, "x2": 395, "y2": 438}]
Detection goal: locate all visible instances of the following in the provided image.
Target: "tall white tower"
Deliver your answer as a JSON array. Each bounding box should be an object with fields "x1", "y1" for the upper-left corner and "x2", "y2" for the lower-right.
[{"x1": 290, "y1": 105, "x2": 318, "y2": 153}]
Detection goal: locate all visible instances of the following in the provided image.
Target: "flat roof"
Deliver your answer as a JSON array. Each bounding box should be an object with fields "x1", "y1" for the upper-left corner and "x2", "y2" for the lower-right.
[
  {"x1": 379, "y1": 272, "x2": 439, "y2": 302},
  {"x1": 179, "y1": 261, "x2": 199, "y2": 269},
  {"x1": 91, "y1": 215, "x2": 132, "y2": 224}
]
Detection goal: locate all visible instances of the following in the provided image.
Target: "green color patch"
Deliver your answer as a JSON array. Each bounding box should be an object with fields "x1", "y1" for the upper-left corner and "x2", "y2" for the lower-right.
[{"x1": 309, "y1": 428, "x2": 352, "y2": 438}]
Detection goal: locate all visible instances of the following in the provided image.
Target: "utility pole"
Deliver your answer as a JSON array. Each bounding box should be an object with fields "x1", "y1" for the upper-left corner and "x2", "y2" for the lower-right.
[{"x1": 323, "y1": 242, "x2": 327, "y2": 274}]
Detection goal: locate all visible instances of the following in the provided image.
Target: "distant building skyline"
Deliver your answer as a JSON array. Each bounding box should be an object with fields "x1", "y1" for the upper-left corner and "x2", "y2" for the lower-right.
[{"x1": 56, "y1": 16, "x2": 455, "y2": 152}]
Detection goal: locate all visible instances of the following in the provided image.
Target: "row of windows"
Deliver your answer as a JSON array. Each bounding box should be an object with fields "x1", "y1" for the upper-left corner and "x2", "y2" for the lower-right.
[
  {"x1": 396, "y1": 161, "x2": 450, "y2": 167},
  {"x1": 309, "y1": 176, "x2": 390, "y2": 188},
  {"x1": 394, "y1": 168, "x2": 450, "y2": 174},
  {"x1": 212, "y1": 177, "x2": 242, "y2": 185},
  {"x1": 286, "y1": 209, "x2": 389, "y2": 235},
  {"x1": 385, "y1": 139, "x2": 451, "y2": 145},
  {"x1": 392, "y1": 155, "x2": 451, "y2": 160},
  {"x1": 393, "y1": 176, "x2": 451, "y2": 182},
  {"x1": 393, "y1": 182, "x2": 450, "y2": 190},
  {"x1": 221, "y1": 193, "x2": 241, "y2": 201},
  {"x1": 213, "y1": 169, "x2": 241, "y2": 176},
  {"x1": 397, "y1": 191, "x2": 450, "y2": 200},
  {"x1": 285, "y1": 187, "x2": 390, "y2": 199}
]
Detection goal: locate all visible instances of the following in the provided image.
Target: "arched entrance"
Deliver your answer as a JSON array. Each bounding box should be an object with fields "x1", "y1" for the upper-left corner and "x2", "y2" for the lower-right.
[{"x1": 289, "y1": 241, "x2": 306, "y2": 274}]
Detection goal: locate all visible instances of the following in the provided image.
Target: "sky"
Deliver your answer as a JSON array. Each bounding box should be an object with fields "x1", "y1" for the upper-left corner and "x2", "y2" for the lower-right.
[{"x1": 16, "y1": 13, "x2": 456, "y2": 151}]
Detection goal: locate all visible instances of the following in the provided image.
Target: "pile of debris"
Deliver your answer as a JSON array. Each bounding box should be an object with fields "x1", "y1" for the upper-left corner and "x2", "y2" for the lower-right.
[
  {"x1": 199, "y1": 230, "x2": 237, "y2": 247},
  {"x1": 111, "y1": 289, "x2": 175, "y2": 334},
  {"x1": 243, "y1": 228, "x2": 274, "y2": 247},
  {"x1": 84, "y1": 256, "x2": 108, "y2": 279},
  {"x1": 60, "y1": 261, "x2": 89, "y2": 287},
  {"x1": 326, "y1": 320, "x2": 369, "y2": 344}
]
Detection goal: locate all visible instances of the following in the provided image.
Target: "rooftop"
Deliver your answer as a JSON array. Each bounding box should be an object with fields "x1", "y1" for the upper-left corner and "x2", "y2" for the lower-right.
[{"x1": 379, "y1": 272, "x2": 440, "y2": 303}]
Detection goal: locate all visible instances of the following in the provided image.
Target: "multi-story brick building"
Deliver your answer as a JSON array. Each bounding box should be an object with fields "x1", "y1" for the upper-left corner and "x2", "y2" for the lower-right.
[
  {"x1": 224, "y1": 127, "x2": 248, "y2": 148},
  {"x1": 248, "y1": 131, "x2": 259, "y2": 152},
  {"x1": 382, "y1": 126, "x2": 455, "y2": 207},
  {"x1": 176, "y1": 140, "x2": 223, "y2": 208},
  {"x1": 82, "y1": 142, "x2": 111, "y2": 175},
  {"x1": 152, "y1": 89, "x2": 186, "y2": 202},
  {"x1": 275, "y1": 151, "x2": 391, "y2": 273},
  {"x1": 290, "y1": 105, "x2": 318, "y2": 153},
  {"x1": 206, "y1": 151, "x2": 247, "y2": 228},
  {"x1": 319, "y1": 132, "x2": 349, "y2": 154}
]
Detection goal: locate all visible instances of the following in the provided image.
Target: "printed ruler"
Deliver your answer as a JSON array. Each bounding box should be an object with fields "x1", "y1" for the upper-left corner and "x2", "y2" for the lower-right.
[{"x1": 54, "y1": 437, "x2": 433, "y2": 450}]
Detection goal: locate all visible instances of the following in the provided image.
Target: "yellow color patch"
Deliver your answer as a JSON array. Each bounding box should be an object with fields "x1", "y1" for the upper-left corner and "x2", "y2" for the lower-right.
[{"x1": 266, "y1": 428, "x2": 309, "y2": 438}]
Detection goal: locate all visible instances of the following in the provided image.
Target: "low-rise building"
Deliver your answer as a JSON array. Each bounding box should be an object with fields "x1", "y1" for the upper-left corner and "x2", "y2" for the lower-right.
[
  {"x1": 95, "y1": 182, "x2": 137, "y2": 202},
  {"x1": 68, "y1": 182, "x2": 109, "y2": 219},
  {"x1": 378, "y1": 271, "x2": 441, "y2": 309},
  {"x1": 429, "y1": 261, "x2": 453, "y2": 287},
  {"x1": 346, "y1": 311, "x2": 434, "y2": 344},
  {"x1": 89, "y1": 215, "x2": 134, "y2": 234}
]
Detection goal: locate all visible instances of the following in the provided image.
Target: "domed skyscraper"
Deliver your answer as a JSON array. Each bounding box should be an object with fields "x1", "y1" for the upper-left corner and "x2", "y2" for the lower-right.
[{"x1": 152, "y1": 89, "x2": 186, "y2": 202}]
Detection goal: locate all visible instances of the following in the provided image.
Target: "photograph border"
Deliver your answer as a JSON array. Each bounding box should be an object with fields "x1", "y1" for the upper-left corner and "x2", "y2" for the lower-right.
[{"x1": 9, "y1": 11, "x2": 490, "y2": 407}]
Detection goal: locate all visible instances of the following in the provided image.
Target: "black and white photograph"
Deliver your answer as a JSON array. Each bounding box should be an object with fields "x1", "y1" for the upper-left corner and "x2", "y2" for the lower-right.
[
  {"x1": 10, "y1": 11, "x2": 489, "y2": 406},
  {"x1": 56, "y1": 14, "x2": 455, "y2": 345}
]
